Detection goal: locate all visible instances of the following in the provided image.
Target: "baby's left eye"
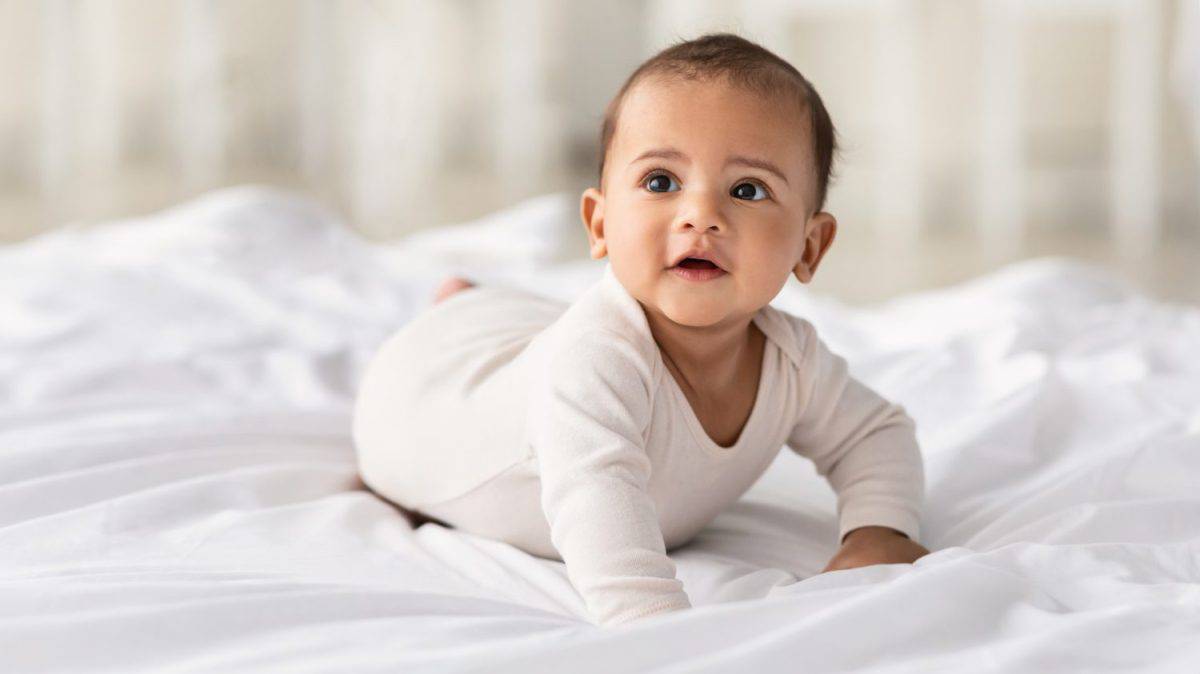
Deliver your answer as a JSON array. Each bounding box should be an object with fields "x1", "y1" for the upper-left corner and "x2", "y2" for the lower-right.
[{"x1": 731, "y1": 182, "x2": 768, "y2": 201}]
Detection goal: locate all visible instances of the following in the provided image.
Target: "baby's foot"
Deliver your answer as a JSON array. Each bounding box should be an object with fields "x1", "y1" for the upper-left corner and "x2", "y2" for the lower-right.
[{"x1": 433, "y1": 276, "x2": 476, "y2": 304}]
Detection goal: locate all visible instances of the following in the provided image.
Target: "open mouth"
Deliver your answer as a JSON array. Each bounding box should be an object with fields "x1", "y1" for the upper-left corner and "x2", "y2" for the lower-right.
[
  {"x1": 670, "y1": 257, "x2": 727, "y2": 282},
  {"x1": 675, "y1": 258, "x2": 720, "y2": 270}
]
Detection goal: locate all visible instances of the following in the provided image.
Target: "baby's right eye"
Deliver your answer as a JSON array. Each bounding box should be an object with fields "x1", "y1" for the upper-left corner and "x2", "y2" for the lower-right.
[{"x1": 643, "y1": 172, "x2": 680, "y2": 193}]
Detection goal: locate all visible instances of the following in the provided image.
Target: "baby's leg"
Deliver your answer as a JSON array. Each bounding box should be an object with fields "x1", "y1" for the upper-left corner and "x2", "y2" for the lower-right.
[{"x1": 360, "y1": 274, "x2": 476, "y2": 531}]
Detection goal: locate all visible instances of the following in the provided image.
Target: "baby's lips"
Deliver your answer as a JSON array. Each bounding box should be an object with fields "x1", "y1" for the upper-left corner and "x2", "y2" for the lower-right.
[{"x1": 669, "y1": 248, "x2": 727, "y2": 270}]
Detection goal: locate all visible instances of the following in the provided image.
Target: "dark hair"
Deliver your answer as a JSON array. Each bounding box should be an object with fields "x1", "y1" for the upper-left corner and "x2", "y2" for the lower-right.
[{"x1": 597, "y1": 32, "x2": 838, "y2": 213}]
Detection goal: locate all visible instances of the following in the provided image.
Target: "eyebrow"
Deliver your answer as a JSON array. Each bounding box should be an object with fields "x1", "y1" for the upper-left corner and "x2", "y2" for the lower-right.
[{"x1": 629, "y1": 147, "x2": 790, "y2": 186}]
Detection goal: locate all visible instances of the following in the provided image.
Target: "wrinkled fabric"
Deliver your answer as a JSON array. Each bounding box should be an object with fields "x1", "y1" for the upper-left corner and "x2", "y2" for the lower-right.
[{"x1": 1, "y1": 186, "x2": 1198, "y2": 673}]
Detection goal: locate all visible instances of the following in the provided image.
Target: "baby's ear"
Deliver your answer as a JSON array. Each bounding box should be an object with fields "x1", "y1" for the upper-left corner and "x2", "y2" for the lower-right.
[
  {"x1": 793, "y1": 211, "x2": 837, "y2": 283},
  {"x1": 580, "y1": 187, "x2": 607, "y2": 259}
]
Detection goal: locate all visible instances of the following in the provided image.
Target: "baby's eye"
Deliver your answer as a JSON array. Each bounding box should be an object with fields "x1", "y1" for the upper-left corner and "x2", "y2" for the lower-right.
[
  {"x1": 643, "y1": 172, "x2": 680, "y2": 193},
  {"x1": 731, "y1": 181, "x2": 768, "y2": 201}
]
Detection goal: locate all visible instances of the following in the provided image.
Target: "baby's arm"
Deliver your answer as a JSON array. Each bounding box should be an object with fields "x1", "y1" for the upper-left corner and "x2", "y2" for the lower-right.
[
  {"x1": 785, "y1": 322, "x2": 925, "y2": 545},
  {"x1": 530, "y1": 331, "x2": 692, "y2": 627}
]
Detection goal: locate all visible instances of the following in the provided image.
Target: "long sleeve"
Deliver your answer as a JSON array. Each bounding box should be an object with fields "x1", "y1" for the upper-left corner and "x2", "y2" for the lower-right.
[
  {"x1": 529, "y1": 331, "x2": 692, "y2": 627},
  {"x1": 785, "y1": 322, "x2": 925, "y2": 543}
]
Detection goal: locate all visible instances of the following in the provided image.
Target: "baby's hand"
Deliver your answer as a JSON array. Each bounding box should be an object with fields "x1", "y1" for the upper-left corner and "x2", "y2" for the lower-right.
[{"x1": 820, "y1": 526, "x2": 930, "y2": 573}]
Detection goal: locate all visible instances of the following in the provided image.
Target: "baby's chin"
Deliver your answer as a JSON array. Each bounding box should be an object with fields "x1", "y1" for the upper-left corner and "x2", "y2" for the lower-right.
[{"x1": 653, "y1": 293, "x2": 743, "y2": 329}]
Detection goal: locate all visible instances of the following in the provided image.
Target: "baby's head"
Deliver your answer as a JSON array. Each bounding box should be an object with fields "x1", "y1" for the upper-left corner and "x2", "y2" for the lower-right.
[{"x1": 581, "y1": 33, "x2": 839, "y2": 330}]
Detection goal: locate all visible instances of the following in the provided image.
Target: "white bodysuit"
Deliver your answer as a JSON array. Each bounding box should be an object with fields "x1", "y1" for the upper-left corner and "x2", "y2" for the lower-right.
[{"x1": 352, "y1": 262, "x2": 925, "y2": 627}]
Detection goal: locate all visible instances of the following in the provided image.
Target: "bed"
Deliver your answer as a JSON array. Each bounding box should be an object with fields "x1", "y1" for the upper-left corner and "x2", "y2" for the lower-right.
[{"x1": 2, "y1": 186, "x2": 1198, "y2": 673}]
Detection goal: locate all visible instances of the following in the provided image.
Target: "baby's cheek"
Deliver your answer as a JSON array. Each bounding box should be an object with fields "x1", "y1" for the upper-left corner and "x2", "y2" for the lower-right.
[{"x1": 738, "y1": 254, "x2": 792, "y2": 293}]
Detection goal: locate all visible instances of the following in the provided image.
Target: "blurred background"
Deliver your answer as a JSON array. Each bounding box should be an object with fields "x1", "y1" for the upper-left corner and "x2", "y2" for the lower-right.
[{"x1": 1, "y1": 0, "x2": 1197, "y2": 304}]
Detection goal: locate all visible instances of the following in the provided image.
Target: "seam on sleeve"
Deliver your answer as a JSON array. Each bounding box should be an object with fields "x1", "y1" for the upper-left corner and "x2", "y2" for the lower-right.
[{"x1": 606, "y1": 594, "x2": 692, "y2": 626}]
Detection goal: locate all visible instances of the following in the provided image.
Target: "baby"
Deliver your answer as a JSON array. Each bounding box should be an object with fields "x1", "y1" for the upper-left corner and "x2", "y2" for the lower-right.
[{"x1": 353, "y1": 33, "x2": 930, "y2": 627}]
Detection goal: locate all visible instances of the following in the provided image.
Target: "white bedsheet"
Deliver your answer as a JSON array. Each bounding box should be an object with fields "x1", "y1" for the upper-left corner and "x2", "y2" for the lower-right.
[{"x1": 2, "y1": 185, "x2": 1198, "y2": 673}]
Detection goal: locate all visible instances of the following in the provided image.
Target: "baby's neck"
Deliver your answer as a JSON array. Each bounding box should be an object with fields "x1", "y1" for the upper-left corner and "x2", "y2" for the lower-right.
[{"x1": 640, "y1": 305, "x2": 759, "y2": 394}]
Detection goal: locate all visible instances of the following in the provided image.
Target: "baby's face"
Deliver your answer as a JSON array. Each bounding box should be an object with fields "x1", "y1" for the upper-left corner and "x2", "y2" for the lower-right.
[{"x1": 582, "y1": 75, "x2": 836, "y2": 331}]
